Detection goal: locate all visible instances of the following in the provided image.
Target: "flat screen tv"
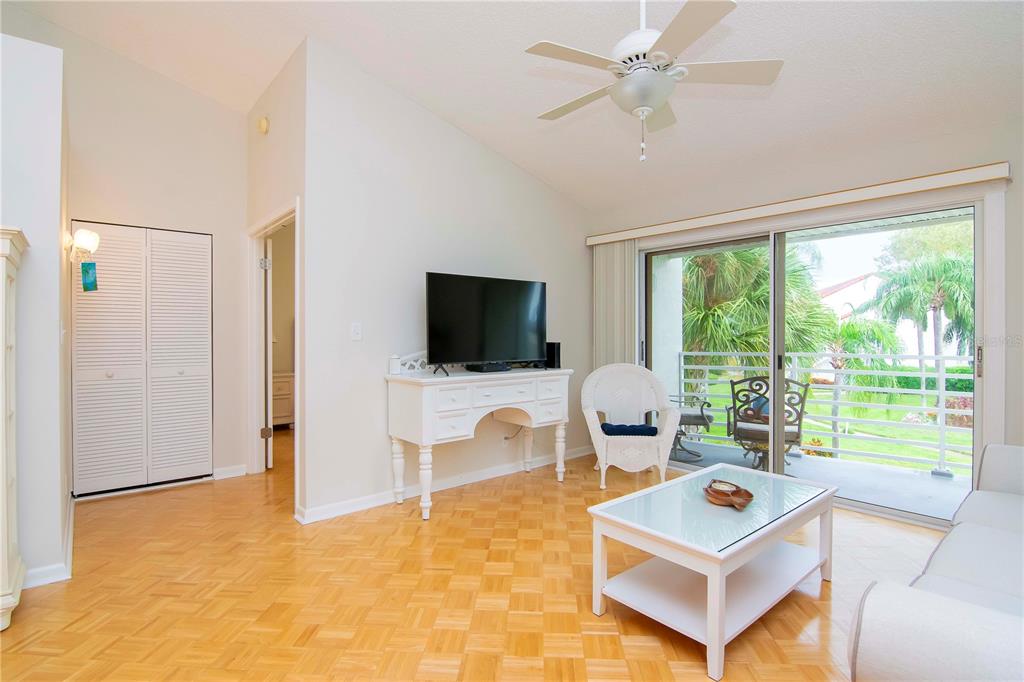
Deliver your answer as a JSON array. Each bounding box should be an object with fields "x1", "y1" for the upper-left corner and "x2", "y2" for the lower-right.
[{"x1": 427, "y1": 272, "x2": 546, "y2": 368}]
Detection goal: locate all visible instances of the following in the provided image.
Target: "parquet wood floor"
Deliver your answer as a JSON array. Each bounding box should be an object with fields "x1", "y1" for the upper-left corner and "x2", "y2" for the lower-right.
[{"x1": 2, "y1": 431, "x2": 943, "y2": 680}]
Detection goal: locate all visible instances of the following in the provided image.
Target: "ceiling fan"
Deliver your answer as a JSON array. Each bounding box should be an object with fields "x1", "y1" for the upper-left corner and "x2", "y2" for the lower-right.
[{"x1": 526, "y1": 0, "x2": 782, "y2": 160}]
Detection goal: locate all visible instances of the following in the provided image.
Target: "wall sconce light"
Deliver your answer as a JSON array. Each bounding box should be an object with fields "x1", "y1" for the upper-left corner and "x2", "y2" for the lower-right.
[{"x1": 69, "y1": 228, "x2": 100, "y2": 261}]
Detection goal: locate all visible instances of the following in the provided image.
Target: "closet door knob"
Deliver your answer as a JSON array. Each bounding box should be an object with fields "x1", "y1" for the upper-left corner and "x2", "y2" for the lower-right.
[
  {"x1": 105, "y1": 371, "x2": 114, "y2": 378},
  {"x1": 177, "y1": 369, "x2": 185, "y2": 376}
]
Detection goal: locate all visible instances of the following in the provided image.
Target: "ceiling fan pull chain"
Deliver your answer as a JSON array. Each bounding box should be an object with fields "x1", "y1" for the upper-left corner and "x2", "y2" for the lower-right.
[{"x1": 640, "y1": 110, "x2": 647, "y2": 161}]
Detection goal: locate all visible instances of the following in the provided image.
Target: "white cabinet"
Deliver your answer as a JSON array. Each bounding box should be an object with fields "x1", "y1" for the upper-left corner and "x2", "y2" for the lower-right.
[
  {"x1": 1, "y1": 228, "x2": 28, "y2": 631},
  {"x1": 71, "y1": 222, "x2": 211, "y2": 495},
  {"x1": 272, "y1": 372, "x2": 294, "y2": 426}
]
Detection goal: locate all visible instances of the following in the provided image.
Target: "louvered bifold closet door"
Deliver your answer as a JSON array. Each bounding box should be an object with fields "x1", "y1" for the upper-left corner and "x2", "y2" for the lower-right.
[
  {"x1": 72, "y1": 222, "x2": 148, "y2": 494},
  {"x1": 147, "y1": 230, "x2": 212, "y2": 483}
]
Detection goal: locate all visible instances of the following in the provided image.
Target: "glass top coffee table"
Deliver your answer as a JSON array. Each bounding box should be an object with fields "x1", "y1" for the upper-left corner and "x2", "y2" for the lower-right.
[{"x1": 589, "y1": 463, "x2": 836, "y2": 680}]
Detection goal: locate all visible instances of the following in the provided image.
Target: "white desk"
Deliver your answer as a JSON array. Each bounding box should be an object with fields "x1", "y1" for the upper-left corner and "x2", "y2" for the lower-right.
[{"x1": 386, "y1": 366, "x2": 573, "y2": 519}]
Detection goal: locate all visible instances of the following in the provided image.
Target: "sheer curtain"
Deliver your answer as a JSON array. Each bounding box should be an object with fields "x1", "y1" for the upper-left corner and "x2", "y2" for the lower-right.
[{"x1": 592, "y1": 239, "x2": 638, "y2": 367}]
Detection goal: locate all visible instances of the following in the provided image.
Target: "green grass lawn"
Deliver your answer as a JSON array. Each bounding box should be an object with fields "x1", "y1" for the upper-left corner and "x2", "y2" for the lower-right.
[{"x1": 684, "y1": 373, "x2": 974, "y2": 475}]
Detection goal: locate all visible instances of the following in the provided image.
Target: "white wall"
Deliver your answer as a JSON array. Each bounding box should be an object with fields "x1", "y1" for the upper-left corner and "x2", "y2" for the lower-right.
[
  {"x1": 2, "y1": 7, "x2": 251, "y2": 481},
  {"x1": 247, "y1": 44, "x2": 306, "y2": 227},
  {"x1": 0, "y1": 34, "x2": 69, "y2": 584},
  {"x1": 300, "y1": 38, "x2": 592, "y2": 516},
  {"x1": 246, "y1": 43, "x2": 306, "y2": 500},
  {"x1": 270, "y1": 223, "x2": 295, "y2": 373},
  {"x1": 595, "y1": 119, "x2": 1024, "y2": 446}
]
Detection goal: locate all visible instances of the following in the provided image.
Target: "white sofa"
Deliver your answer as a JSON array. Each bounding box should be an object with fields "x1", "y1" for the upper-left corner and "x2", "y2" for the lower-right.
[{"x1": 848, "y1": 443, "x2": 1024, "y2": 681}]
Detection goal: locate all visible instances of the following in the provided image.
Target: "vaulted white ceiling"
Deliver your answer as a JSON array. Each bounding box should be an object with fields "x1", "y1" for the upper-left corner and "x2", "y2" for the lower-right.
[{"x1": 14, "y1": 1, "x2": 1023, "y2": 215}]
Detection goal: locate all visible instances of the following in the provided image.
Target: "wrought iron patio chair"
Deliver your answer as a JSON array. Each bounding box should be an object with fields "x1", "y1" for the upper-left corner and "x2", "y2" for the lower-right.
[
  {"x1": 725, "y1": 376, "x2": 809, "y2": 470},
  {"x1": 672, "y1": 398, "x2": 714, "y2": 463}
]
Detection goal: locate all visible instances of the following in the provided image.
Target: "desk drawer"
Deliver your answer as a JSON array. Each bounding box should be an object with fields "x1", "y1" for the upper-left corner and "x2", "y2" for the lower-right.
[
  {"x1": 435, "y1": 386, "x2": 471, "y2": 412},
  {"x1": 473, "y1": 381, "x2": 535, "y2": 407},
  {"x1": 273, "y1": 396, "x2": 292, "y2": 417},
  {"x1": 537, "y1": 378, "x2": 566, "y2": 401},
  {"x1": 535, "y1": 399, "x2": 564, "y2": 425},
  {"x1": 435, "y1": 411, "x2": 473, "y2": 441},
  {"x1": 272, "y1": 380, "x2": 291, "y2": 397}
]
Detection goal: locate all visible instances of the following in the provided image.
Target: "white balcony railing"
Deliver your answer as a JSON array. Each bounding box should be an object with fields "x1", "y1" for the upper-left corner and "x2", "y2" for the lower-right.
[{"x1": 674, "y1": 351, "x2": 974, "y2": 476}]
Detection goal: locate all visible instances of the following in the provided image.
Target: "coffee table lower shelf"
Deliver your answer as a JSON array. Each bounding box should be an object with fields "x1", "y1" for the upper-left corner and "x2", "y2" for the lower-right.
[{"x1": 602, "y1": 541, "x2": 823, "y2": 646}]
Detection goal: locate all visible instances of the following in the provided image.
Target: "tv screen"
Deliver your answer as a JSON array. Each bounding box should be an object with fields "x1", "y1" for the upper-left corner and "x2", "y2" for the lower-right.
[{"x1": 427, "y1": 273, "x2": 546, "y2": 365}]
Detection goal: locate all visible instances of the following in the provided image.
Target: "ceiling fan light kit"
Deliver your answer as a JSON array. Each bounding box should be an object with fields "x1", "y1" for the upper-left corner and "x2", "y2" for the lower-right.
[{"x1": 526, "y1": 0, "x2": 783, "y2": 161}]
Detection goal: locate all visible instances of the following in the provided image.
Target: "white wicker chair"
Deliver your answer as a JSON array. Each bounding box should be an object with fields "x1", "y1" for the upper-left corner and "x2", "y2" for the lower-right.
[{"x1": 582, "y1": 363, "x2": 681, "y2": 490}]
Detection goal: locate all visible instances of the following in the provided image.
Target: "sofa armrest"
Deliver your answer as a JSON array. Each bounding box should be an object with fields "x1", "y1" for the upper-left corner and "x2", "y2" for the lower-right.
[
  {"x1": 978, "y1": 443, "x2": 1024, "y2": 495},
  {"x1": 849, "y1": 581, "x2": 1022, "y2": 681}
]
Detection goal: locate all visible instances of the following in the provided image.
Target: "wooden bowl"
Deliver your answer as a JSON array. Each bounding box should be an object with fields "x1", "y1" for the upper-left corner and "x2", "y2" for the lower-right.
[
  {"x1": 707, "y1": 479, "x2": 740, "y2": 493},
  {"x1": 703, "y1": 482, "x2": 754, "y2": 511}
]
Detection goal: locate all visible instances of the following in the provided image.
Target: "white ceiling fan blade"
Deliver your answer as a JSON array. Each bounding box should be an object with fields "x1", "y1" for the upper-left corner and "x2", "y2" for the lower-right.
[
  {"x1": 526, "y1": 41, "x2": 620, "y2": 71},
  {"x1": 538, "y1": 86, "x2": 611, "y2": 120},
  {"x1": 648, "y1": 0, "x2": 737, "y2": 62},
  {"x1": 679, "y1": 59, "x2": 784, "y2": 84},
  {"x1": 646, "y1": 104, "x2": 677, "y2": 132}
]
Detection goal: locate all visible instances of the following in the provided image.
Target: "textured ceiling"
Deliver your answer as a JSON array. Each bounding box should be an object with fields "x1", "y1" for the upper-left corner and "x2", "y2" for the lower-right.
[{"x1": 13, "y1": 1, "x2": 1023, "y2": 215}]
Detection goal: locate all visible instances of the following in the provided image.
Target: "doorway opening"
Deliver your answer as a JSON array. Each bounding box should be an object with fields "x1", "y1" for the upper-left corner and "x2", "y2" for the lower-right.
[
  {"x1": 246, "y1": 201, "x2": 303, "y2": 519},
  {"x1": 265, "y1": 221, "x2": 296, "y2": 474}
]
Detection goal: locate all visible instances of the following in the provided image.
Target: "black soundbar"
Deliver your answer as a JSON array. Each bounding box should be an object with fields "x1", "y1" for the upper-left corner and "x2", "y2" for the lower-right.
[{"x1": 465, "y1": 362, "x2": 511, "y2": 373}]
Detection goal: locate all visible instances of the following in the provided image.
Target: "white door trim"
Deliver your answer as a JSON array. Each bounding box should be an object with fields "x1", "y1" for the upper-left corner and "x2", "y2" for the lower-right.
[{"x1": 245, "y1": 199, "x2": 303, "y2": 521}]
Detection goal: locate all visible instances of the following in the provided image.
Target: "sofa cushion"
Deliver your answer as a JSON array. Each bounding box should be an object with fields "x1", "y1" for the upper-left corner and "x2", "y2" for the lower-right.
[
  {"x1": 954, "y1": 490, "x2": 1024, "y2": 532},
  {"x1": 913, "y1": 574, "x2": 1024, "y2": 617},
  {"x1": 978, "y1": 443, "x2": 1024, "y2": 496},
  {"x1": 922, "y1": 522, "x2": 1023, "y2": 597}
]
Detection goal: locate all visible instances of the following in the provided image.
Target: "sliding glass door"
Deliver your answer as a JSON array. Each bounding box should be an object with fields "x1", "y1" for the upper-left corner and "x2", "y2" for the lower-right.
[
  {"x1": 647, "y1": 239, "x2": 770, "y2": 469},
  {"x1": 780, "y1": 208, "x2": 975, "y2": 519},
  {"x1": 645, "y1": 206, "x2": 976, "y2": 520}
]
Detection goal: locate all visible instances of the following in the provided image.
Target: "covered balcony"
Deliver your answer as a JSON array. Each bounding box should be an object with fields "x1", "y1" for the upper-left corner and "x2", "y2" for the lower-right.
[{"x1": 668, "y1": 351, "x2": 974, "y2": 520}]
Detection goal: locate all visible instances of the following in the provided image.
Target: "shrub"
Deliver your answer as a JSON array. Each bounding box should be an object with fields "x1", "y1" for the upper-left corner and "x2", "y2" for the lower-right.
[
  {"x1": 945, "y1": 396, "x2": 974, "y2": 428},
  {"x1": 893, "y1": 364, "x2": 974, "y2": 393}
]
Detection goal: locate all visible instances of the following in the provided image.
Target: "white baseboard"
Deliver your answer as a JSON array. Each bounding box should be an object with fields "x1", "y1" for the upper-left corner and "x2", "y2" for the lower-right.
[
  {"x1": 295, "y1": 446, "x2": 593, "y2": 525},
  {"x1": 24, "y1": 562, "x2": 70, "y2": 589},
  {"x1": 213, "y1": 464, "x2": 248, "y2": 480},
  {"x1": 25, "y1": 494, "x2": 75, "y2": 589}
]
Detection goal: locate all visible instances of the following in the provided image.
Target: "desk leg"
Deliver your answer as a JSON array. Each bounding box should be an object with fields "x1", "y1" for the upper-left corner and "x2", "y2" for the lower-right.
[
  {"x1": 819, "y1": 506, "x2": 833, "y2": 581},
  {"x1": 419, "y1": 445, "x2": 433, "y2": 520},
  {"x1": 522, "y1": 427, "x2": 533, "y2": 472},
  {"x1": 592, "y1": 525, "x2": 607, "y2": 616},
  {"x1": 555, "y1": 422, "x2": 566, "y2": 482},
  {"x1": 391, "y1": 438, "x2": 405, "y2": 504},
  {"x1": 706, "y1": 570, "x2": 726, "y2": 680}
]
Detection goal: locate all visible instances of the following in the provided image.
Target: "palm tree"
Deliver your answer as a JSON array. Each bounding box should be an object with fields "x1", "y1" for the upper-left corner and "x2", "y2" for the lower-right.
[
  {"x1": 861, "y1": 254, "x2": 973, "y2": 404},
  {"x1": 822, "y1": 316, "x2": 903, "y2": 452},
  {"x1": 680, "y1": 245, "x2": 833, "y2": 400},
  {"x1": 857, "y1": 276, "x2": 931, "y2": 405}
]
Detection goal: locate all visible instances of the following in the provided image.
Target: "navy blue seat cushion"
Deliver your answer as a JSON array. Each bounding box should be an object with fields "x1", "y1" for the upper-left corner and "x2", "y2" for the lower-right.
[{"x1": 600, "y1": 423, "x2": 658, "y2": 437}]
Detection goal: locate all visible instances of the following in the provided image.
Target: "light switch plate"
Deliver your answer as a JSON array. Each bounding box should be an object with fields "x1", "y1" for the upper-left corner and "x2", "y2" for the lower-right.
[{"x1": 350, "y1": 322, "x2": 362, "y2": 341}]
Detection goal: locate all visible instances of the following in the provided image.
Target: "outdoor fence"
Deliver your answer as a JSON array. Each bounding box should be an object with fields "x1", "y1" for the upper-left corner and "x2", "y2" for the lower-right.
[{"x1": 674, "y1": 350, "x2": 974, "y2": 475}]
